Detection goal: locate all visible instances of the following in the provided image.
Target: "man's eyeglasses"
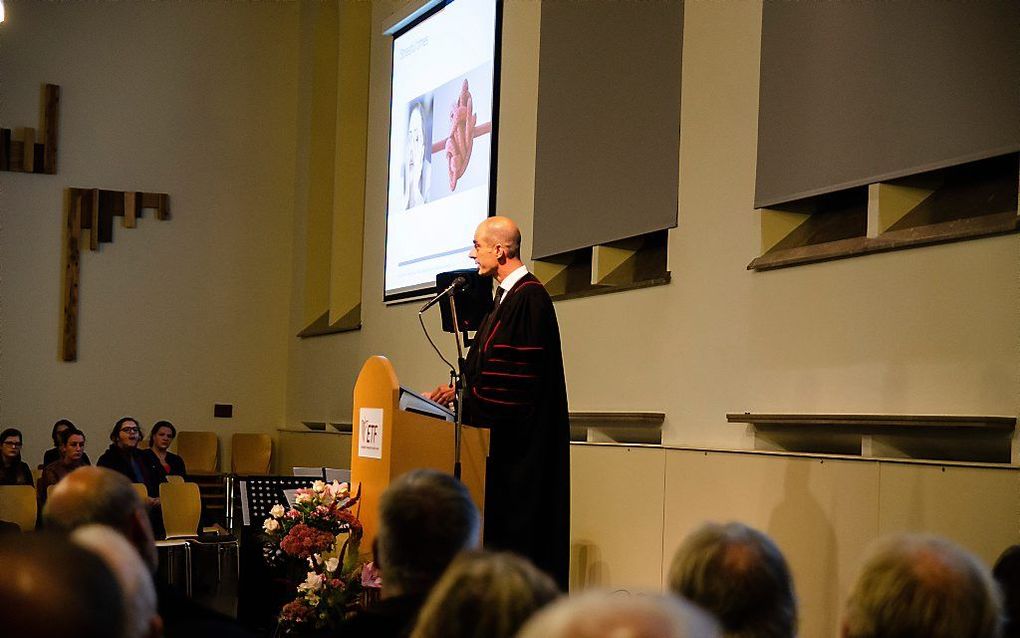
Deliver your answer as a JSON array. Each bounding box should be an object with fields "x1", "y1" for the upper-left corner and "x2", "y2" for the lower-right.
[{"x1": 2, "y1": 440, "x2": 22, "y2": 447}]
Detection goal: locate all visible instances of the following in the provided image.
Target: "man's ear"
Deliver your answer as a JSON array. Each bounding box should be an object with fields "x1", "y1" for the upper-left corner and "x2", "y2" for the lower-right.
[{"x1": 147, "y1": 613, "x2": 164, "y2": 638}]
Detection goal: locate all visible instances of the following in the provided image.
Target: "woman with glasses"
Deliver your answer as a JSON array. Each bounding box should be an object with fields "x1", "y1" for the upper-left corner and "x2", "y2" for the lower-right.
[
  {"x1": 0, "y1": 428, "x2": 34, "y2": 486},
  {"x1": 97, "y1": 417, "x2": 166, "y2": 505}
]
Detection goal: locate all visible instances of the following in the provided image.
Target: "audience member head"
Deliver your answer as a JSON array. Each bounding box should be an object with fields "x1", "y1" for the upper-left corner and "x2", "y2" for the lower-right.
[
  {"x1": 842, "y1": 533, "x2": 1002, "y2": 638},
  {"x1": 51, "y1": 418, "x2": 75, "y2": 447},
  {"x1": 375, "y1": 469, "x2": 480, "y2": 596},
  {"x1": 111, "y1": 416, "x2": 142, "y2": 450},
  {"x1": 57, "y1": 426, "x2": 86, "y2": 463},
  {"x1": 410, "y1": 550, "x2": 560, "y2": 638},
  {"x1": 0, "y1": 531, "x2": 125, "y2": 638},
  {"x1": 1, "y1": 427, "x2": 24, "y2": 464},
  {"x1": 148, "y1": 420, "x2": 176, "y2": 450},
  {"x1": 43, "y1": 466, "x2": 157, "y2": 570},
  {"x1": 518, "y1": 590, "x2": 720, "y2": 638},
  {"x1": 71, "y1": 525, "x2": 161, "y2": 638},
  {"x1": 994, "y1": 545, "x2": 1020, "y2": 638},
  {"x1": 667, "y1": 522, "x2": 796, "y2": 638}
]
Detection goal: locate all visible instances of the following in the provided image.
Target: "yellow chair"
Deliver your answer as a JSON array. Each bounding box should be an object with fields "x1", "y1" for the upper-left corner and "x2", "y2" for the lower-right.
[
  {"x1": 156, "y1": 481, "x2": 202, "y2": 596},
  {"x1": 0, "y1": 485, "x2": 37, "y2": 532},
  {"x1": 176, "y1": 431, "x2": 218, "y2": 474},
  {"x1": 157, "y1": 481, "x2": 238, "y2": 596},
  {"x1": 132, "y1": 483, "x2": 149, "y2": 502},
  {"x1": 231, "y1": 433, "x2": 272, "y2": 475},
  {"x1": 166, "y1": 474, "x2": 184, "y2": 484}
]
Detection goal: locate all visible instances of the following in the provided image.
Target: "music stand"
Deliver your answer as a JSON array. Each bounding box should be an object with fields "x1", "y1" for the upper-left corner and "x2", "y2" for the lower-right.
[{"x1": 238, "y1": 476, "x2": 318, "y2": 527}]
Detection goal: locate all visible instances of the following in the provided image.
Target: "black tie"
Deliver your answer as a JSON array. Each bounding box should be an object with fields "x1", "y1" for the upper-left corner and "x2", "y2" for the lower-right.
[{"x1": 494, "y1": 287, "x2": 505, "y2": 305}]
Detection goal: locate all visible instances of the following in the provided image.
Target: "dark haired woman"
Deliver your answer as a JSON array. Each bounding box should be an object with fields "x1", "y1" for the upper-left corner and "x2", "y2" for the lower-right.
[
  {"x1": 41, "y1": 419, "x2": 91, "y2": 468},
  {"x1": 141, "y1": 420, "x2": 187, "y2": 478},
  {"x1": 97, "y1": 417, "x2": 166, "y2": 502},
  {"x1": 0, "y1": 428, "x2": 34, "y2": 486},
  {"x1": 37, "y1": 427, "x2": 87, "y2": 511}
]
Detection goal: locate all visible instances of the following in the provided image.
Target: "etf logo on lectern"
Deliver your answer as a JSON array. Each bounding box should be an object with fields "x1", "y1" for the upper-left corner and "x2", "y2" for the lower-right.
[{"x1": 358, "y1": 407, "x2": 384, "y2": 459}]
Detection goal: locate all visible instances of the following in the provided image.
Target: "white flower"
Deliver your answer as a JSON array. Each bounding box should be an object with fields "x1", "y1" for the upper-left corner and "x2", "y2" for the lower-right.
[
  {"x1": 298, "y1": 571, "x2": 324, "y2": 593},
  {"x1": 270, "y1": 504, "x2": 285, "y2": 518},
  {"x1": 312, "y1": 480, "x2": 326, "y2": 493},
  {"x1": 263, "y1": 518, "x2": 280, "y2": 533},
  {"x1": 320, "y1": 490, "x2": 334, "y2": 506},
  {"x1": 296, "y1": 492, "x2": 313, "y2": 504},
  {"x1": 325, "y1": 557, "x2": 339, "y2": 573}
]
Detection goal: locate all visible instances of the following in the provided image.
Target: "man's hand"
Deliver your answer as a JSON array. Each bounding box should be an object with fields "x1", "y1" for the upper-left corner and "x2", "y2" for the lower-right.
[
  {"x1": 425, "y1": 384, "x2": 456, "y2": 406},
  {"x1": 445, "y1": 79, "x2": 476, "y2": 191}
]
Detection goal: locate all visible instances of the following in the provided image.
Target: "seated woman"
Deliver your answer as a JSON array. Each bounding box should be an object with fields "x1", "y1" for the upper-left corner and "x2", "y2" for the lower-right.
[
  {"x1": 97, "y1": 417, "x2": 166, "y2": 503},
  {"x1": 37, "y1": 427, "x2": 87, "y2": 511},
  {"x1": 41, "y1": 419, "x2": 91, "y2": 469},
  {"x1": 410, "y1": 551, "x2": 560, "y2": 638},
  {"x1": 141, "y1": 420, "x2": 187, "y2": 478},
  {"x1": 0, "y1": 428, "x2": 34, "y2": 486}
]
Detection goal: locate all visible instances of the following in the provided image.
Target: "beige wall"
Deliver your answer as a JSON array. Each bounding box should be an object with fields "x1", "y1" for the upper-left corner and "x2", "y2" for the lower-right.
[
  {"x1": 0, "y1": 2, "x2": 300, "y2": 469},
  {"x1": 284, "y1": 1, "x2": 1018, "y2": 442},
  {"x1": 573, "y1": 444, "x2": 1019, "y2": 637}
]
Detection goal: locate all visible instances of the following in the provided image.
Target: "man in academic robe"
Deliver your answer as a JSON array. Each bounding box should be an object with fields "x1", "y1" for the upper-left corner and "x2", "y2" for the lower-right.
[{"x1": 428, "y1": 216, "x2": 570, "y2": 589}]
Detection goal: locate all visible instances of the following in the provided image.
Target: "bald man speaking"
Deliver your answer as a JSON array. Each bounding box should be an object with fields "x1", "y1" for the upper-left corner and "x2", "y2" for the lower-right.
[{"x1": 428, "y1": 216, "x2": 570, "y2": 589}]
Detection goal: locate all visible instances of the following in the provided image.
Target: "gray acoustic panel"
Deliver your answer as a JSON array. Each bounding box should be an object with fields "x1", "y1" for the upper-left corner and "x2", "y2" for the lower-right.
[
  {"x1": 755, "y1": 1, "x2": 1020, "y2": 209},
  {"x1": 533, "y1": 0, "x2": 682, "y2": 260}
]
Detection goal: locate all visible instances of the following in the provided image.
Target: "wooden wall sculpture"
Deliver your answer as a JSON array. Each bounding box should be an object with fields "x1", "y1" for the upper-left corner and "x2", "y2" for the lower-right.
[
  {"x1": 61, "y1": 188, "x2": 170, "y2": 361},
  {"x1": 1, "y1": 84, "x2": 59, "y2": 174}
]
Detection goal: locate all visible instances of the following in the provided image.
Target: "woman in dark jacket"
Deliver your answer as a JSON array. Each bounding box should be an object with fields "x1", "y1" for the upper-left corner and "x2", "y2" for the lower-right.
[
  {"x1": 0, "y1": 428, "x2": 34, "y2": 486},
  {"x1": 41, "y1": 419, "x2": 91, "y2": 468},
  {"x1": 141, "y1": 420, "x2": 187, "y2": 478},
  {"x1": 97, "y1": 417, "x2": 166, "y2": 501}
]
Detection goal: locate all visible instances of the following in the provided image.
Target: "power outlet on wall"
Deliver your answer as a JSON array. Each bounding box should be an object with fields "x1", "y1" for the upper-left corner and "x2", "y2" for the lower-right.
[{"x1": 213, "y1": 403, "x2": 233, "y2": 418}]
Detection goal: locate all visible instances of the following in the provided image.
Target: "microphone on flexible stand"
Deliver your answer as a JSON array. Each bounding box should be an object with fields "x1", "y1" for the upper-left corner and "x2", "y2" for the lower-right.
[{"x1": 419, "y1": 276, "x2": 468, "y2": 314}]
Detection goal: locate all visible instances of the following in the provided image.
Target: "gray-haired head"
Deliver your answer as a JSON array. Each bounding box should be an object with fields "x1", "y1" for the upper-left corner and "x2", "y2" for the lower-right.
[
  {"x1": 71, "y1": 525, "x2": 161, "y2": 638},
  {"x1": 667, "y1": 522, "x2": 796, "y2": 638},
  {"x1": 376, "y1": 469, "x2": 480, "y2": 595},
  {"x1": 517, "y1": 590, "x2": 721, "y2": 638},
  {"x1": 843, "y1": 533, "x2": 1003, "y2": 638},
  {"x1": 42, "y1": 466, "x2": 158, "y2": 570},
  {"x1": 410, "y1": 550, "x2": 560, "y2": 638}
]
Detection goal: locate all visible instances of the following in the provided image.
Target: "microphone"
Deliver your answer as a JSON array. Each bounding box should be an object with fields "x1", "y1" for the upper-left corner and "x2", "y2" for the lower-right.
[{"x1": 419, "y1": 276, "x2": 467, "y2": 313}]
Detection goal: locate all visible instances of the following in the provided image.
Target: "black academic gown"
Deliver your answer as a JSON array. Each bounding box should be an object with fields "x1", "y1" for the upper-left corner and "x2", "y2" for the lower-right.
[{"x1": 462, "y1": 272, "x2": 570, "y2": 589}]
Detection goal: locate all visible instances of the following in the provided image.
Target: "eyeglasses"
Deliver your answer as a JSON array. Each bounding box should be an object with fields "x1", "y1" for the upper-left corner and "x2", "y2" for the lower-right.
[
  {"x1": 121, "y1": 427, "x2": 140, "y2": 433},
  {"x1": 2, "y1": 440, "x2": 22, "y2": 447}
]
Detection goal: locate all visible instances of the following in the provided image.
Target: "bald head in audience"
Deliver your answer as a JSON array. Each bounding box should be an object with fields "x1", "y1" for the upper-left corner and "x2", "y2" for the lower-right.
[
  {"x1": 72, "y1": 525, "x2": 162, "y2": 638},
  {"x1": 517, "y1": 591, "x2": 720, "y2": 638},
  {"x1": 0, "y1": 531, "x2": 125, "y2": 638},
  {"x1": 42, "y1": 466, "x2": 158, "y2": 569},
  {"x1": 842, "y1": 533, "x2": 1003, "y2": 638},
  {"x1": 667, "y1": 522, "x2": 796, "y2": 637}
]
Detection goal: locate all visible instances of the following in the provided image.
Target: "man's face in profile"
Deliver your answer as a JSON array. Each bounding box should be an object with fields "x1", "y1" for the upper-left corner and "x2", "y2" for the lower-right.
[{"x1": 469, "y1": 227, "x2": 499, "y2": 278}]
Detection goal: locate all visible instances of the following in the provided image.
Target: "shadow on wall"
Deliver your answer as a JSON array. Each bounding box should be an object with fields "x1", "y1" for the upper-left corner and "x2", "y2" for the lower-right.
[
  {"x1": 571, "y1": 539, "x2": 607, "y2": 591},
  {"x1": 767, "y1": 460, "x2": 838, "y2": 636}
]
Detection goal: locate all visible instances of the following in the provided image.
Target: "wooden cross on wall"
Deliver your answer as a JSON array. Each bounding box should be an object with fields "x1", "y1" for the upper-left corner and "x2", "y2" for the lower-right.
[{"x1": 61, "y1": 188, "x2": 170, "y2": 361}]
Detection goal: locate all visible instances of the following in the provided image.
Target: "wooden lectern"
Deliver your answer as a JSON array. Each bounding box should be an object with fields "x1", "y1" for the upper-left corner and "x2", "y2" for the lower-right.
[{"x1": 351, "y1": 356, "x2": 488, "y2": 551}]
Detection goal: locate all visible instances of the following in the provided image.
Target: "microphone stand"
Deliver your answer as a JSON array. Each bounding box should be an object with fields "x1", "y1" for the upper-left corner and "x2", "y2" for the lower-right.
[{"x1": 448, "y1": 293, "x2": 467, "y2": 480}]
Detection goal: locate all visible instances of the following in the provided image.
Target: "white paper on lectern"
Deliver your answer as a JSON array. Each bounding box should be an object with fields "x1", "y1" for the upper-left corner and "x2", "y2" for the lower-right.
[{"x1": 358, "y1": 407, "x2": 384, "y2": 459}]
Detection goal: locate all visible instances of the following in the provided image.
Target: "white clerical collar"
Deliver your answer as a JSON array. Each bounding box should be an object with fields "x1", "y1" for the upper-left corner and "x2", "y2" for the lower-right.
[{"x1": 496, "y1": 264, "x2": 529, "y2": 303}]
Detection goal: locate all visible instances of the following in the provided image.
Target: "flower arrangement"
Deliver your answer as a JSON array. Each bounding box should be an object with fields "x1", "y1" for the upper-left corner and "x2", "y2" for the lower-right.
[{"x1": 262, "y1": 480, "x2": 375, "y2": 633}]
